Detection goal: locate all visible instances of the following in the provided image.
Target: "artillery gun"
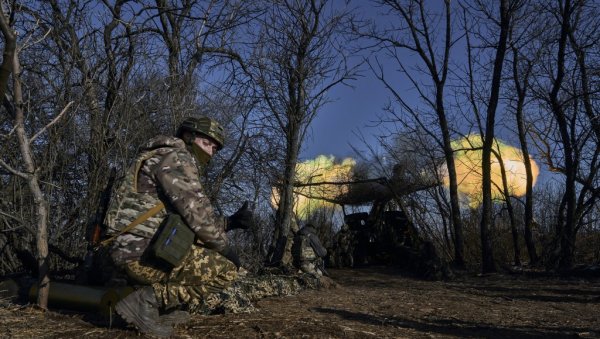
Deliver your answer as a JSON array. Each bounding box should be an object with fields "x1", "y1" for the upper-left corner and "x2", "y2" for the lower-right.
[{"x1": 302, "y1": 168, "x2": 451, "y2": 280}]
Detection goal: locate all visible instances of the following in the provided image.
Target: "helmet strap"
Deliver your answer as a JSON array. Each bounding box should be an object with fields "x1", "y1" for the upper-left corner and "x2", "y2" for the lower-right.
[{"x1": 181, "y1": 131, "x2": 195, "y2": 145}]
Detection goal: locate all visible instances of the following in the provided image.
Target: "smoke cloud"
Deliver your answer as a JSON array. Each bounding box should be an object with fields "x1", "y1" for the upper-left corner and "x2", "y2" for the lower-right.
[
  {"x1": 271, "y1": 155, "x2": 355, "y2": 220},
  {"x1": 440, "y1": 134, "x2": 539, "y2": 207}
]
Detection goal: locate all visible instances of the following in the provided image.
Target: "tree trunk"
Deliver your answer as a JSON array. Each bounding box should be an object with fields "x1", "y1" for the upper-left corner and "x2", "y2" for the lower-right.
[
  {"x1": 512, "y1": 50, "x2": 539, "y2": 265},
  {"x1": 0, "y1": 5, "x2": 50, "y2": 308},
  {"x1": 441, "y1": 113, "x2": 465, "y2": 269},
  {"x1": 550, "y1": 0, "x2": 576, "y2": 272},
  {"x1": 11, "y1": 39, "x2": 51, "y2": 309},
  {"x1": 271, "y1": 127, "x2": 301, "y2": 266},
  {"x1": 495, "y1": 149, "x2": 521, "y2": 266},
  {"x1": 480, "y1": 0, "x2": 512, "y2": 274}
]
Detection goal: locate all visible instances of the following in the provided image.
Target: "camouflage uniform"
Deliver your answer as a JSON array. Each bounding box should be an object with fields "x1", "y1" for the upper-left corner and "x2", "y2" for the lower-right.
[
  {"x1": 280, "y1": 216, "x2": 300, "y2": 267},
  {"x1": 291, "y1": 225, "x2": 327, "y2": 277},
  {"x1": 105, "y1": 136, "x2": 237, "y2": 308},
  {"x1": 333, "y1": 224, "x2": 354, "y2": 268}
]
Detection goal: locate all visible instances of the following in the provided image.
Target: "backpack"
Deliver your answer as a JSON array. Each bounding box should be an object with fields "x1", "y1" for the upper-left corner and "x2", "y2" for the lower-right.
[{"x1": 292, "y1": 232, "x2": 317, "y2": 266}]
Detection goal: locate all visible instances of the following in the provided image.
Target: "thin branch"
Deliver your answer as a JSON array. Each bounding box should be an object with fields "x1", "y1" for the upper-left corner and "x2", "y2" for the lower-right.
[
  {"x1": 0, "y1": 210, "x2": 23, "y2": 224},
  {"x1": 0, "y1": 158, "x2": 28, "y2": 179},
  {"x1": 29, "y1": 101, "x2": 74, "y2": 144},
  {"x1": 0, "y1": 225, "x2": 25, "y2": 232}
]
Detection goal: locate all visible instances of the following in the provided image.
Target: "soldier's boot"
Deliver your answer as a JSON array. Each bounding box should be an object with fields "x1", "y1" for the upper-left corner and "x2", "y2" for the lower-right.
[
  {"x1": 115, "y1": 286, "x2": 174, "y2": 337},
  {"x1": 159, "y1": 310, "x2": 191, "y2": 326}
]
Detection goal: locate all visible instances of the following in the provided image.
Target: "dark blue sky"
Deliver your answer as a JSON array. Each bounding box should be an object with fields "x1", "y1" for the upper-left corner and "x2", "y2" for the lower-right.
[
  {"x1": 301, "y1": 72, "x2": 390, "y2": 160},
  {"x1": 298, "y1": 0, "x2": 557, "y2": 190},
  {"x1": 300, "y1": 2, "x2": 386, "y2": 161},
  {"x1": 299, "y1": 1, "x2": 428, "y2": 161}
]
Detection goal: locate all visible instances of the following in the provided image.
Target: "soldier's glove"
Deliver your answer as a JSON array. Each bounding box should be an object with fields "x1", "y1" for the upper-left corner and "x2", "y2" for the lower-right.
[
  {"x1": 226, "y1": 201, "x2": 254, "y2": 231},
  {"x1": 220, "y1": 245, "x2": 241, "y2": 269}
]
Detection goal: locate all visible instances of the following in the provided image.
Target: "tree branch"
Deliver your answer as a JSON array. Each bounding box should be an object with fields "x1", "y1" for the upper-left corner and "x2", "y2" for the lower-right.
[
  {"x1": 0, "y1": 158, "x2": 28, "y2": 179},
  {"x1": 29, "y1": 101, "x2": 74, "y2": 144}
]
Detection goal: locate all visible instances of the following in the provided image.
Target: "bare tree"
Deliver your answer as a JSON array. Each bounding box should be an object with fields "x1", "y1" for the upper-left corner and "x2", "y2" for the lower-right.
[
  {"x1": 249, "y1": 0, "x2": 358, "y2": 266},
  {"x1": 26, "y1": 0, "x2": 140, "y2": 230},
  {"x1": 492, "y1": 147, "x2": 520, "y2": 266},
  {"x1": 139, "y1": 0, "x2": 257, "y2": 129},
  {"x1": 459, "y1": 0, "x2": 522, "y2": 273},
  {"x1": 359, "y1": 0, "x2": 466, "y2": 268},
  {"x1": 477, "y1": 0, "x2": 519, "y2": 273},
  {"x1": 508, "y1": 4, "x2": 543, "y2": 265},
  {"x1": 531, "y1": 0, "x2": 600, "y2": 270},
  {"x1": 0, "y1": 3, "x2": 72, "y2": 308}
]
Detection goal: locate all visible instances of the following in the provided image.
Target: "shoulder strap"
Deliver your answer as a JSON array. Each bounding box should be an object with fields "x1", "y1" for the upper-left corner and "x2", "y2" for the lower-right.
[
  {"x1": 99, "y1": 201, "x2": 165, "y2": 247},
  {"x1": 99, "y1": 147, "x2": 174, "y2": 248}
]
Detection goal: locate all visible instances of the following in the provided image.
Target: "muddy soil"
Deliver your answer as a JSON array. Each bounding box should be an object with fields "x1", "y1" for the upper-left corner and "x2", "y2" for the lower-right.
[{"x1": 1, "y1": 267, "x2": 599, "y2": 338}]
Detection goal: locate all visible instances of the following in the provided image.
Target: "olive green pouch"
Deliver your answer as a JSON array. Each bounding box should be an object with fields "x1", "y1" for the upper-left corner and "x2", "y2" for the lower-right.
[{"x1": 149, "y1": 214, "x2": 194, "y2": 268}]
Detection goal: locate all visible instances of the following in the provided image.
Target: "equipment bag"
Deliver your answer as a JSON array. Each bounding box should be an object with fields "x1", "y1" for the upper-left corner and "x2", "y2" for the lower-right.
[{"x1": 148, "y1": 213, "x2": 194, "y2": 268}]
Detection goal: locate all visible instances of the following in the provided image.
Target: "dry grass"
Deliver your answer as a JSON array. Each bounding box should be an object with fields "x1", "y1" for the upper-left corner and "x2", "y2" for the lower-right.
[{"x1": 2, "y1": 268, "x2": 600, "y2": 338}]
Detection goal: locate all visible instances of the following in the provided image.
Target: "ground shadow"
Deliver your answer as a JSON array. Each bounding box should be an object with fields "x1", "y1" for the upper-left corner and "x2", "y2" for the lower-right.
[
  {"x1": 312, "y1": 307, "x2": 596, "y2": 338},
  {"x1": 444, "y1": 282, "x2": 600, "y2": 304}
]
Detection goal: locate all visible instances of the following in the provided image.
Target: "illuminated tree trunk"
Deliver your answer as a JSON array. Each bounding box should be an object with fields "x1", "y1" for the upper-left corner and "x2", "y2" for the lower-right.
[{"x1": 0, "y1": 7, "x2": 50, "y2": 308}]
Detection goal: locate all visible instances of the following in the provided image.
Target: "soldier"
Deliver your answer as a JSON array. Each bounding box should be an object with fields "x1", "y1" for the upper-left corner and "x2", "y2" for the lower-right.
[
  {"x1": 291, "y1": 223, "x2": 328, "y2": 278},
  {"x1": 103, "y1": 116, "x2": 253, "y2": 337},
  {"x1": 334, "y1": 223, "x2": 354, "y2": 268}
]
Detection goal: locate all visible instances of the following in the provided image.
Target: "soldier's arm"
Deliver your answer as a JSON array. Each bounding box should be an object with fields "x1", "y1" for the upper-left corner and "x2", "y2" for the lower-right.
[
  {"x1": 309, "y1": 234, "x2": 327, "y2": 258},
  {"x1": 153, "y1": 149, "x2": 228, "y2": 251}
]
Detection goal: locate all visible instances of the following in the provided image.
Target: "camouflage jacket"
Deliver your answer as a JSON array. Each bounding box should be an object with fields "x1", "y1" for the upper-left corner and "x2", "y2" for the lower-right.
[
  {"x1": 335, "y1": 227, "x2": 354, "y2": 252},
  {"x1": 292, "y1": 226, "x2": 327, "y2": 264},
  {"x1": 107, "y1": 136, "x2": 228, "y2": 265}
]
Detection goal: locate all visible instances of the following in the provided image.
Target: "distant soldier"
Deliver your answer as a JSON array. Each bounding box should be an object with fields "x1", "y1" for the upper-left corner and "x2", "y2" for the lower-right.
[
  {"x1": 291, "y1": 223, "x2": 328, "y2": 278},
  {"x1": 103, "y1": 116, "x2": 253, "y2": 337},
  {"x1": 334, "y1": 223, "x2": 354, "y2": 268}
]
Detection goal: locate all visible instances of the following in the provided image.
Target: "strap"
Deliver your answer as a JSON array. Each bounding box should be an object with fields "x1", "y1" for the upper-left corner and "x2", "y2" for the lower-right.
[
  {"x1": 99, "y1": 147, "x2": 174, "y2": 248},
  {"x1": 99, "y1": 201, "x2": 165, "y2": 247}
]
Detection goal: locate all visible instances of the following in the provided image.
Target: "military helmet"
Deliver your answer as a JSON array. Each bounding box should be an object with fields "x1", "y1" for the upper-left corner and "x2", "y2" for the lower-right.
[{"x1": 177, "y1": 116, "x2": 224, "y2": 150}]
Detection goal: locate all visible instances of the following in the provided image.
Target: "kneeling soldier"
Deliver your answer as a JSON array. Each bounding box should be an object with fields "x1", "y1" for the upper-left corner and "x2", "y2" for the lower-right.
[
  {"x1": 292, "y1": 223, "x2": 328, "y2": 278},
  {"x1": 103, "y1": 116, "x2": 252, "y2": 337}
]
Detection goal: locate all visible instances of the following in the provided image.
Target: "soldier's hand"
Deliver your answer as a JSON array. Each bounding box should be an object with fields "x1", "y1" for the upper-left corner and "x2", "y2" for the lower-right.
[{"x1": 227, "y1": 201, "x2": 254, "y2": 231}]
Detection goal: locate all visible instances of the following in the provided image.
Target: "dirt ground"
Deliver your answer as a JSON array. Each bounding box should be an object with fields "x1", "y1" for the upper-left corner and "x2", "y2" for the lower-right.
[{"x1": 1, "y1": 267, "x2": 600, "y2": 338}]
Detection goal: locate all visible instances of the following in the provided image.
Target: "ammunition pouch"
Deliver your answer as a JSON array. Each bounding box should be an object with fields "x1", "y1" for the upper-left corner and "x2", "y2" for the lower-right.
[{"x1": 148, "y1": 214, "x2": 194, "y2": 268}]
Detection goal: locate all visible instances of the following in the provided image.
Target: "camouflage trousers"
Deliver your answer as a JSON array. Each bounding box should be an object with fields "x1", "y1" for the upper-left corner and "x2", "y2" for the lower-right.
[{"x1": 123, "y1": 246, "x2": 237, "y2": 309}]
